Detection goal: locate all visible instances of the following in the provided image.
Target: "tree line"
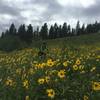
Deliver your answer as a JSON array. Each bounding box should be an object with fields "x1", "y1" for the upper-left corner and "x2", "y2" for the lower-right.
[{"x1": 1, "y1": 21, "x2": 100, "y2": 44}]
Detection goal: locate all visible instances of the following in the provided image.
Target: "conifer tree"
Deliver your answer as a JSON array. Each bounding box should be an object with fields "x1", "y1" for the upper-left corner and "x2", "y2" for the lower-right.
[{"x1": 40, "y1": 23, "x2": 48, "y2": 40}]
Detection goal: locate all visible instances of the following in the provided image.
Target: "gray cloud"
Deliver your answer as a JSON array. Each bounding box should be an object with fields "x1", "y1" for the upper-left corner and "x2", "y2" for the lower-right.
[
  {"x1": 83, "y1": 1, "x2": 100, "y2": 17},
  {"x1": 0, "y1": 0, "x2": 100, "y2": 33},
  {"x1": 0, "y1": 0, "x2": 20, "y2": 16}
]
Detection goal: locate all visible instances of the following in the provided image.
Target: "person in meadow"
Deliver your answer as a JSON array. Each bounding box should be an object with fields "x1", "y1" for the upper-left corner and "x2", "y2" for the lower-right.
[{"x1": 38, "y1": 42, "x2": 48, "y2": 59}]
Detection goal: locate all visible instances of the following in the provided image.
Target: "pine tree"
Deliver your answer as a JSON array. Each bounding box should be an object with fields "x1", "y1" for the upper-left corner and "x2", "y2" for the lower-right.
[
  {"x1": 53, "y1": 23, "x2": 59, "y2": 39},
  {"x1": 49, "y1": 25, "x2": 55, "y2": 39},
  {"x1": 26, "y1": 24, "x2": 33, "y2": 44},
  {"x1": 40, "y1": 23, "x2": 48, "y2": 40},
  {"x1": 36, "y1": 26, "x2": 39, "y2": 37},
  {"x1": 58, "y1": 25, "x2": 62, "y2": 38},
  {"x1": 67, "y1": 25, "x2": 71, "y2": 36},
  {"x1": 9, "y1": 23, "x2": 16, "y2": 36},
  {"x1": 76, "y1": 21, "x2": 80, "y2": 35},
  {"x1": 1, "y1": 32, "x2": 5, "y2": 38},
  {"x1": 71, "y1": 28, "x2": 75, "y2": 36},
  {"x1": 86, "y1": 24, "x2": 92, "y2": 34},
  {"x1": 81, "y1": 24, "x2": 85, "y2": 35},
  {"x1": 5, "y1": 29, "x2": 9, "y2": 36},
  {"x1": 62, "y1": 23, "x2": 68, "y2": 37},
  {"x1": 18, "y1": 24, "x2": 26, "y2": 42}
]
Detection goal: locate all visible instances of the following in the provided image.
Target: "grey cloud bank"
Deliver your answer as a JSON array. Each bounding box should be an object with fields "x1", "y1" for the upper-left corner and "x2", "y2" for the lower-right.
[{"x1": 0, "y1": 0, "x2": 100, "y2": 33}]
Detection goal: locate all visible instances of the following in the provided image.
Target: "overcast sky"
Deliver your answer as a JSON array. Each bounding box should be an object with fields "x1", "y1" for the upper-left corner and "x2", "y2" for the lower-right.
[{"x1": 0, "y1": 0, "x2": 100, "y2": 33}]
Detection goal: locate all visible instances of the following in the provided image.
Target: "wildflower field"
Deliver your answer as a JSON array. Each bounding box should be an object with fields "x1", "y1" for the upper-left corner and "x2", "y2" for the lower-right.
[{"x1": 0, "y1": 34, "x2": 100, "y2": 100}]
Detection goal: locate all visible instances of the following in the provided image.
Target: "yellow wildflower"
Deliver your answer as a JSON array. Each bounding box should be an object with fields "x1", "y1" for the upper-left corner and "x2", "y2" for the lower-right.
[
  {"x1": 63, "y1": 61, "x2": 68, "y2": 67},
  {"x1": 41, "y1": 63, "x2": 46, "y2": 67},
  {"x1": 47, "y1": 59, "x2": 54, "y2": 67},
  {"x1": 38, "y1": 78, "x2": 45, "y2": 84},
  {"x1": 45, "y1": 76, "x2": 50, "y2": 83},
  {"x1": 90, "y1": 67, "x2": 96, "y2": 72},
  {"x1": 75, "y1": 59, "x2": 81, "y2": 65},
  {"x1": 23, "y1": 79, "x2": 29, "y2": 89},
  {"x1": 84, "y1": 95, "x2": 89, "y2": 100},
  {"x1": 92, "y1": 82, "x2": 100, "y2": 91},
  {"x1": 37, "y1": 63, "x2": 46, "y2": 69},
  {"x1": 5, "y1": 78, "x2": 14, "y2": 86},
  {"x1": 58, "y1": 70, "x2": 66, "y2": 78},
  {"x1": 46, "y1": 89, "x2": 55, "y2": 98},
  {"x1": 73, "y1": 65, "x2": 78, "y2": 71}
]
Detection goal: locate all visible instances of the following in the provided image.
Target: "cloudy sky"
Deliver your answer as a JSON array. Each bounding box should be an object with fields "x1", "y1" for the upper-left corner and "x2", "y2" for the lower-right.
[{"x1": 0, "y1": 0, "x2": 100, "y2": 33}]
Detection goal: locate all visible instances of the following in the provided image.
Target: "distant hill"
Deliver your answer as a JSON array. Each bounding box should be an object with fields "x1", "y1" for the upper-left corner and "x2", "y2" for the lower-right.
[{"x1": 45, "y1": 32, "x2": 100, "y2": 49}]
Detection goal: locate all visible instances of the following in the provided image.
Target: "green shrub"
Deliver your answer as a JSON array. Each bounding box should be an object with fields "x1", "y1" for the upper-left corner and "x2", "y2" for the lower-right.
[{"x1": 0, "y1": 36, "x2": 27, "y2": 52}]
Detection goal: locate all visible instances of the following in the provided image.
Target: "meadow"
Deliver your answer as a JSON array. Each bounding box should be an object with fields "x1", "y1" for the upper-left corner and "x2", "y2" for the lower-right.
[{"x1": 0, "y1": 33, "x2": 100, "y2": 100}]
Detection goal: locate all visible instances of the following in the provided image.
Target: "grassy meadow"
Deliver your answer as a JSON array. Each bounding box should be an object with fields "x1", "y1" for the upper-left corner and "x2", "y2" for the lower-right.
[{"x1": 0, "y1": 33, "x2": 100, "y2": 100}]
